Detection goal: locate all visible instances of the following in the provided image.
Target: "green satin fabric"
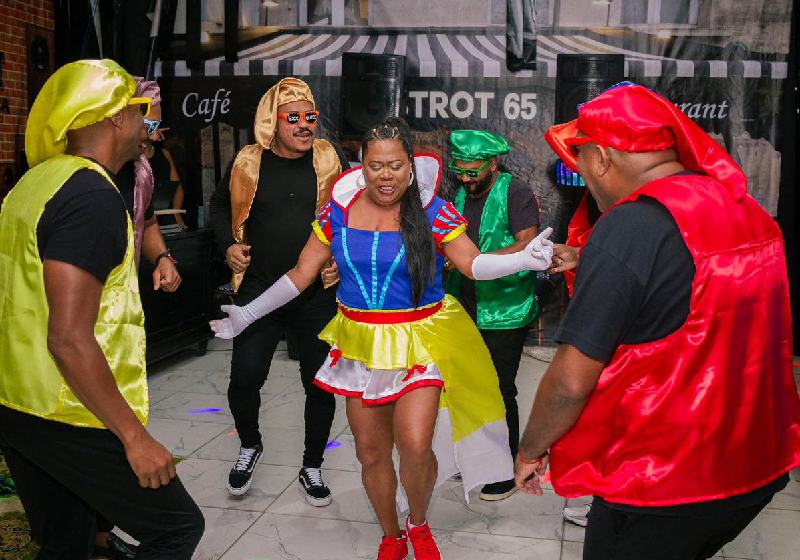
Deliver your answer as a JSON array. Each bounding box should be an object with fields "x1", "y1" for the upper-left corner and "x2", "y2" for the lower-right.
[
  {"x1": 449, "y1": 130, "x2": 511, "y2": 162},
  {"x1": 0, "y1": 155, "x2": 148, "y2": 428},
  {"x1": 446, "y1": 173, "x2": 538, "y2": 329}
]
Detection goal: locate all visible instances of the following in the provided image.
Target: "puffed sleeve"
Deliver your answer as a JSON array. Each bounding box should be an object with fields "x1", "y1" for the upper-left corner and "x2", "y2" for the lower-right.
[
  {"x1": 431, "y1": 201, "x2": 467, "y2": 250},
  {"x1": 312, "y1": 201, "x2": 333, "y2": 245}
]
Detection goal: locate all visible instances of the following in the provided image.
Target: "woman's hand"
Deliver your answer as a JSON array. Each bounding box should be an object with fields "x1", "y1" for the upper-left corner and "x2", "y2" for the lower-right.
[
  {"x1": 518, "y1": 227, "x2": 554, "y2": 271},
  {"x1": 548, "y1": 244, "x2": 579, "y2": 274},
  {"x1": 210, "y1": 304, "x2": 253, "y2": 339}
]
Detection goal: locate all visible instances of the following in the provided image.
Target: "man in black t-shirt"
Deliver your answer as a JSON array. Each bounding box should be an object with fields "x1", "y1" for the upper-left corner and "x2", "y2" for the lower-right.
[
  {"x1": 210, "y1": 78, "x2": 348, "y2": 504},
  {"x1": 0, "y1": 59, "x2": 203, "y2": 559},
  {"x1": 514, "y1": 83, "x2": 799, "y2": 560},
  {"x1": 444, "y1": 130, "x2": 541, "y2": 501}
]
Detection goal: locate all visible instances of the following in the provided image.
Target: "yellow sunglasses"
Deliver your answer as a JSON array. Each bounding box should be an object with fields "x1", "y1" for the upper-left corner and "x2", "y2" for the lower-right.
[{"x1": 127, "y1": 96, "x2": 152, "y2": 118}]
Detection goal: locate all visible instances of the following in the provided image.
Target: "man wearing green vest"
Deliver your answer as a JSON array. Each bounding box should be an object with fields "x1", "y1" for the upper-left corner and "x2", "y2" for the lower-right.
[
  {"x1": 0, "y1": 59, "x2": 203, "y2": 559},
  {"x1": 445, "y1": 130, "x2": 541, "y2": 501}
]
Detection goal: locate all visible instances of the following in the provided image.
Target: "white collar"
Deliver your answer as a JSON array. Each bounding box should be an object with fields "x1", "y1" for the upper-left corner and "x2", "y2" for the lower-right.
[{"x1": 331, "y1": 153, "x2": 441, "y2": 209}]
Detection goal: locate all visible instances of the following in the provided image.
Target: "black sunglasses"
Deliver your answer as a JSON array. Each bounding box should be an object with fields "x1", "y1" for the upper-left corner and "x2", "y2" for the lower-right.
[{"x1": 277, "y1": 111, "x2": 320, "y2": 125}]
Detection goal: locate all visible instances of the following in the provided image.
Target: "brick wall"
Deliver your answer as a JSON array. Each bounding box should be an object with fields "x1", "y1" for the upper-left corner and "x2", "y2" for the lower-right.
[{"x1": 0, "y1": 0, "x2": 54, "y2": 169}]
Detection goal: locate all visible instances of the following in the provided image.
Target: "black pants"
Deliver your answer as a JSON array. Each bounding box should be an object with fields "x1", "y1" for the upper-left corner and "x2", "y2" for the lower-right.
[
  {"x1": 229, "y1": 294, "x2": 336, "y2": 468},
  {"x1": 0, "y1": 406, "x2": 204, "y2": 560},
  {"x1": 480, "y1": 326, "x2": 529, "y2": 460},
  {"x1": 583, "y1": 494, "x2": 774, "y2": 560}
]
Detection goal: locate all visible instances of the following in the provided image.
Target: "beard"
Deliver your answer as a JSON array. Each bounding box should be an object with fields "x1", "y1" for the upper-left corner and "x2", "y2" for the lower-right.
[{"x1": 464, "y1": 172, "x2": 495, "y2": 197}]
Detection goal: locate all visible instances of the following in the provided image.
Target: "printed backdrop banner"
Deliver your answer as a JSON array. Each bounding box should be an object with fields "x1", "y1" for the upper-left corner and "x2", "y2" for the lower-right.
[{"x1": 157, "y1": 0, "x2": 794, "y2": 235}]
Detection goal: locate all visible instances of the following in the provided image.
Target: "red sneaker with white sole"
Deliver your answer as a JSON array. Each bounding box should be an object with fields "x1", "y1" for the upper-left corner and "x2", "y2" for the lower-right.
[{"x1": 406, "y1": 519, "x2": 442, "y2": 559}]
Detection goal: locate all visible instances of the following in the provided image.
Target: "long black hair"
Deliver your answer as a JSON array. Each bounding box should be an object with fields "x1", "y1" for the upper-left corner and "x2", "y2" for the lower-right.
[{"x1": 361, "y1": 117, "x2": 435, "y2": 306}]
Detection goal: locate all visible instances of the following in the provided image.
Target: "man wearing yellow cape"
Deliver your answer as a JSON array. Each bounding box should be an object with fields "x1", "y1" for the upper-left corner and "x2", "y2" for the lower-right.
[{"x1": 209, "y1": 77, "x2": 349, "y2": 502}]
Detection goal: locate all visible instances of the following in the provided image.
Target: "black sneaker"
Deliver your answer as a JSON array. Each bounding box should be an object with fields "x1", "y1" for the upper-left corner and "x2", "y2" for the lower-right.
[
  {"x1": 298, "y1": 467, "x2": 332, "y2": 507},
  {"x1": 227, "y1": 444, "x2": 263, "y2": 496},
  {"x1": 479, "y1": 479, "x2": 518, "y2": 501},
  {"x1": 93, "y1": 532, "x2": 138, "y2": 560}
]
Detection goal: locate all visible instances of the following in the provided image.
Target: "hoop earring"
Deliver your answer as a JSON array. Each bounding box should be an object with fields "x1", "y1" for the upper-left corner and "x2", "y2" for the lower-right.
[
  {"x1": 408, "y1": 171, "x2": 414, "y2": 187},
  {"x1": 356, "y1": 173, "x2": 366, "y2": 189}
]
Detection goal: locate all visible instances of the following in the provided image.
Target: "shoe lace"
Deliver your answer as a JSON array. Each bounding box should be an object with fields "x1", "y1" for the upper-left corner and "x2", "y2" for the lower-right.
[
  {"x1": 410, "y1": 527, "x2": 439, "y2": 555},
  {"x1": 234, "y1": 447, "x2": 257, "y2": 471},
  {"x1": 377, "y1": 537, "x2": 405, "y2": 560},
  {"x1": 304, "y1": 467, "x2": 324, "y2": 487}
]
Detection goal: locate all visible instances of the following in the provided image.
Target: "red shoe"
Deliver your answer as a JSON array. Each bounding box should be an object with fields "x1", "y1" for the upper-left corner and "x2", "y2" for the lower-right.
[
  {"x1": 406, "y1": 518, "x2": 442, "y2": 559},
  {"x1": 377, "y1": 531, "x2": 408, "y2": 560}
]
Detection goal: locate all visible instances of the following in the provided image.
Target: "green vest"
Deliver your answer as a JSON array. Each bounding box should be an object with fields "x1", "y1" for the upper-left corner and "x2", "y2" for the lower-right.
[
  {"x1": 0, "y1": 155, "x2": 148, "y2": 428},
  {"x1": 446, "y1": 172, "x2": 538, "y2": 330}
]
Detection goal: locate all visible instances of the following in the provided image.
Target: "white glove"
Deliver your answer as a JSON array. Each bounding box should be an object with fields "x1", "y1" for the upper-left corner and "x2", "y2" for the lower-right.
[
  {"x1": 471, "y1": 227, "x2": 554, "y2": 280},
  {"x1": 209, "y1": 274, "x2": 300, "y2": 339}
]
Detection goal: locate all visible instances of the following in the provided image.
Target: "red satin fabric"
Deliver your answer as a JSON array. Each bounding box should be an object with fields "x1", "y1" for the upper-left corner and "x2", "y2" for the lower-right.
[
  {"x1": 550, "y1": 174, "x2": 800, "y2": 506},
  {"x1": 546, "y1": 84, "x2": 748, "y2": 206},
  {"x1": 564, "y1": 192, "x2": 593, "y2": 297}
]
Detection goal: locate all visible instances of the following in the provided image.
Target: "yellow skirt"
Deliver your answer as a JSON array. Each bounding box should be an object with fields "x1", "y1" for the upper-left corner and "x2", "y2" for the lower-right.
[{"x1": 317, "y1": 295, "x2": 514, "y2": 503}]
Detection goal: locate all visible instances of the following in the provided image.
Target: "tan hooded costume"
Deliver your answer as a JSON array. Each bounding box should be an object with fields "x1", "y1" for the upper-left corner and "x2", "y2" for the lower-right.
[{"x1": 229, "y1": 77, "x2": 342, "y2": 292}]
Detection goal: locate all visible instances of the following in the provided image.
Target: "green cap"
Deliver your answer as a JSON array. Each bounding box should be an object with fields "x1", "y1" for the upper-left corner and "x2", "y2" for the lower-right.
[{"x1": 449, "y1": 130, "x2": 511, "y2": 162}]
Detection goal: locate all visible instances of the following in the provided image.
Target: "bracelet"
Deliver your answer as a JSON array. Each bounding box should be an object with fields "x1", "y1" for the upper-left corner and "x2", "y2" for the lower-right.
[
  {"x1": 155, "y1": 250, "x2": 176, "y2": 266},
  {"x1": 517, "y1": 450, "x2": 546, "y2": 464}
]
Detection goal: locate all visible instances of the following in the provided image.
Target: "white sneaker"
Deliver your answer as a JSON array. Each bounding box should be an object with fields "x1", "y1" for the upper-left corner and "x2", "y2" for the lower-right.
[{"x1": 563, "y1": 504, "x2": 590, "y2": 527}]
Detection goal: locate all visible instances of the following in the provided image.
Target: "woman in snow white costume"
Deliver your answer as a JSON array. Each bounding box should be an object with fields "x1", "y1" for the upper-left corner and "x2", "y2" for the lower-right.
[{"x1": 210, "y1": 118, "x2": 553, "y2": 560}]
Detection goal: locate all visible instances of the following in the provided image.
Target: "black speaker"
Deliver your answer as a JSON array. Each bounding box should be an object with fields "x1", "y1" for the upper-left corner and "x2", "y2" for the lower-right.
[
  {"x1": 339, "y1": 53, "x2": 406, "y2": 139},
  {"x1": 555, "y1": 54, "x2": 625, "y2": 123},
  {"x1": 26, "y1": 24, "x2": 55, "y2": 111}
]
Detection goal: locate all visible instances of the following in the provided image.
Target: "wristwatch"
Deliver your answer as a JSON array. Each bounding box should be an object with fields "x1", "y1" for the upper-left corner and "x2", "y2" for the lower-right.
[{"x1": 155, "y1": 250, "x2": 177, "y2": 266}]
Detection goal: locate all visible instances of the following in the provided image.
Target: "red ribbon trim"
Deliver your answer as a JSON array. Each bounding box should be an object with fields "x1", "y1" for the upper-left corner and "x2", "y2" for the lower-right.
[{"x1": 338, "y1": 301, "x2": 443, "y2": 324}]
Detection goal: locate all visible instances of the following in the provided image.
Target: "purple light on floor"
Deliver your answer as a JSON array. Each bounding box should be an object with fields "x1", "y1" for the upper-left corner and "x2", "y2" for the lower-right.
[
  {"x1": 189, "y1": 407, "x2": 223, "y2": 415},
  {"x1": 325, "y1": 441, "x2": 342, "y2": 450}
]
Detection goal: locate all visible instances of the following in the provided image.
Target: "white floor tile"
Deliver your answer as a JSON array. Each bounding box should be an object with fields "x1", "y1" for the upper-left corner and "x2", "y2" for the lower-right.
[
  {"x1": 723, "y1": 507, "x2": 800, "y2": 560},
  {"x1": 560, "y1": 540, "x2": 582, "y2": 560},
  {"x1": 427, "y1": 482, "x2": 565, "y2": 541},
  {"x1": 147, "y1": 417, "x2": 230, "y2": 457},
  {"x1": 178, "y1": 458, "x2": 296, "y2": 512},
  {"x1": 768, "y1": 473, "x2": 800, "y2": 511},
  {"x1": 193, "y1": 424, "x2": 356, "y2": 472},
  {"x1": 172, "y1": 350, "x2": 235, "y2": 373},
  {"x1": 150, "y1": 392, "x2": 235, "y2": 424},
  {"x1": 434, "y1": 529, "x2": 560, "y2": 559},
  {"x1": 192, "y1": 506, "x2": 261, "y2": 560},
  {"x1": 267, "y1": 469, "x2": 378, "y2": 524},
  {"x1": 220, "y1": 515, "x2": 381, "y2": 559}
]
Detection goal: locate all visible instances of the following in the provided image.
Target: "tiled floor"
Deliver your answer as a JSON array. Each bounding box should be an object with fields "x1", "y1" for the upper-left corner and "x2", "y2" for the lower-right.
[{"x1": 142, "y1": 339, "x2": 800, "y2": 559}]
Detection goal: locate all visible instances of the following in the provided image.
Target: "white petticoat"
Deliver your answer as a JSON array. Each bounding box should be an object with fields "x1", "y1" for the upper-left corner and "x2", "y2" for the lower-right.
[{"x1": 313, "y1": 346, "x2": 444, "y2": 405}]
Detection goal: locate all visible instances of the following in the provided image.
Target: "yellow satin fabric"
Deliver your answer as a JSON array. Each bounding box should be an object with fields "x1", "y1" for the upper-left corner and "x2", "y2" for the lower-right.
[
  {"x1": 319, "y1": 295, "x2": 506, "y2": 442},
  {"x1": 0, "y1": 155, "x2": 148, "y2": 428},
  {"x1": 228, "y1": 77, "x2": 341, "y2": 292},
  {"x1": 25, "y1": 59, "x2": 137, "y2": 167}
]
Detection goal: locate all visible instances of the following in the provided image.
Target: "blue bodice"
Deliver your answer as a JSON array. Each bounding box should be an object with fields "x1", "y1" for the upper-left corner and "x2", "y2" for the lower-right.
[{"x1": 326, "y1": 196, "x2": 450, "y2": 311}]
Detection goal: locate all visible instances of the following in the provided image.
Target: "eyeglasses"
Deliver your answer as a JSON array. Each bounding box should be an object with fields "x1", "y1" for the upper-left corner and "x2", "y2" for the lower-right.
[
  {"x1": 448, "y1": 160, "x2": 491, "y2": 178},
  {"x1": 143, "y1": 117, "x2": 161, "y2": 136},
  {"x1": 127, "y1": 96, "x2": 152, "y2": 118},
  {"x1": 276, "y1": 110, "x2": 319, "y2": 125}
]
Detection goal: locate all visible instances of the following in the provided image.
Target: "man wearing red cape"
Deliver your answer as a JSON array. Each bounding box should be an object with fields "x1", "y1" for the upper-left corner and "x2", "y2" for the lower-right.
[{"x1": 516, "y1": 82, "x2": 800, "y2": 559}]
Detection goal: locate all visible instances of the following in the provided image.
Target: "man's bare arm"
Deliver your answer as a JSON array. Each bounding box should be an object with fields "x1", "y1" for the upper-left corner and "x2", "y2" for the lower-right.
[
  {"x1": 44, "y1": 260, "x2": 175, "y2": 488},
  {"x1": 518, "y1": 344, "x2": 605, "y2": 460}
]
